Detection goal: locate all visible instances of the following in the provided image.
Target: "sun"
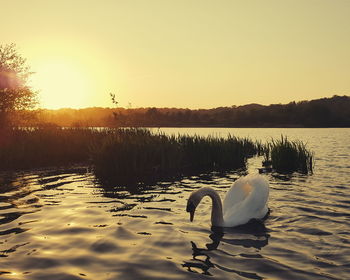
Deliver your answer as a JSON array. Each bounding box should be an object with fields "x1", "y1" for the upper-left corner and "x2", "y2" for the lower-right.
[{"x1": 30, "y1": 59, "x2": 94, "y2": 109}]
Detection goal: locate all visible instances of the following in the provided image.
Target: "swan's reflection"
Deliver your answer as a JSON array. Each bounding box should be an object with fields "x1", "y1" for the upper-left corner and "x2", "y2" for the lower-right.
[
  {"x1": 182, "y1": 231, "x2": 223, "y2": 275},
  {"x1": 183, "y1": 220, "x2": 270, "y2": 277},
  {"x1": 221, "y1": 220, "x2": 270, "y2": 250}
]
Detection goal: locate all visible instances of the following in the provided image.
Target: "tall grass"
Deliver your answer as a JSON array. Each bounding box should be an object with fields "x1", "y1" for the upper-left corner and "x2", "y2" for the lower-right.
[
  {"x1": 0, "y1": 128, "x2": 314, "y2": 185},
  {"x1": 0, "y1": 127, "x2": 105, "y2": 170},
  {"x1": 90, "y1": 129, "x2": 257, "y2": 185},
  {"x1": 264, "y1": 136, "x2": 314, "y2": 174},
  {"x1": 91, "y1": 128, "x2": 182, "y2": 185}
]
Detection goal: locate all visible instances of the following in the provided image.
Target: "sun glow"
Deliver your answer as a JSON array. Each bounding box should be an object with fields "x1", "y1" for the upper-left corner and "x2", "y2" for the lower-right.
[{"x1": 31, "y1": 59, "x2": 95, "y2": 109}]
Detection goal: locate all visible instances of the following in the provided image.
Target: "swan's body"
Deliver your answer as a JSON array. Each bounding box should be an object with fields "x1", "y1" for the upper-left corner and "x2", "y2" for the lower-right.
[{"x1": 186, "y1": 174, "x2": 269, "y2": 227}]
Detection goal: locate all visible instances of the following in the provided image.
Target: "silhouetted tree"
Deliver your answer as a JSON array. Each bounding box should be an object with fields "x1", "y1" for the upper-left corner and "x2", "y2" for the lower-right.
[{"x1": 0, "y1": 44, "x2": 37, "y2": 127}]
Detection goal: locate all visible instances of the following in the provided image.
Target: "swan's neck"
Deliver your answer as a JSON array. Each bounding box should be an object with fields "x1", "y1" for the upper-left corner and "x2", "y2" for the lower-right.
[{"x1": 197, "y1": 187, "x2": 224, "y2": 227}]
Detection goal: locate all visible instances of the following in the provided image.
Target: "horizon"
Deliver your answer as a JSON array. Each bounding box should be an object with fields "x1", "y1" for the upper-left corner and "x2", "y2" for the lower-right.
[
  {"x1": 2, "y1": 0, "x2": 350, "y2": 109},
  {"x1": 38, "y1": 94, "x2": 346, "y2": 111}
]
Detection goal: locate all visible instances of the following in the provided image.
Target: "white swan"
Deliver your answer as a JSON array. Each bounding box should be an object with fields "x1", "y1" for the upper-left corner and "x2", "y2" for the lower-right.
[{"x1": 186, "y1": 174, "x2": 269, "y2": 227}]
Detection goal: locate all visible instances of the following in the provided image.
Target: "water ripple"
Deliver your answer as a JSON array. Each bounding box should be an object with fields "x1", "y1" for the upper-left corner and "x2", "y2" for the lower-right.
[{"x1": 1, "y1": 129, "x2": 350, "y2": 279}]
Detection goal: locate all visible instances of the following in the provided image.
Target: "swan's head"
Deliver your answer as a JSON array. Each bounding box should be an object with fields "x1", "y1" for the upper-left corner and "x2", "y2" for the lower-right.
[{"x1": 186, "y1": 191, "x2": 201, "y2": 222}]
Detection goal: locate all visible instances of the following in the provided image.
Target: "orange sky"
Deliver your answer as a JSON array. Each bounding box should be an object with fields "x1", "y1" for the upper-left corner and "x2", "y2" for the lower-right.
[{"x1": 2, "y1": 0, "x2": 350, "y2": 109}]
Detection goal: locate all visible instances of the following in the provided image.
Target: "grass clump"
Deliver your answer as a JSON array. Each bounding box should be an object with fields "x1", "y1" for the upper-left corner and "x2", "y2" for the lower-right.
[
  {"x1": 264, "y1": 136, "x2": 314, "y2": 174},
  {"x1": 0, "y1": 128, "x2": 314, "y2": 185},
  {"x1": 91, "y1": 129, "x2": 257, "y2": 185},
  {"x1": 0, "y1": 127, "x2": 105, "y2": 170},
  {"x1": 91, "y1": 128, "x2": 183, "y2": 185}
]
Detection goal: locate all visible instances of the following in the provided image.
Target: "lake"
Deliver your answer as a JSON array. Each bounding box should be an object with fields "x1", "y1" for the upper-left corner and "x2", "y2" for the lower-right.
[{"x1": 1, "y1": 128, "x2": 349, "y2": 280}]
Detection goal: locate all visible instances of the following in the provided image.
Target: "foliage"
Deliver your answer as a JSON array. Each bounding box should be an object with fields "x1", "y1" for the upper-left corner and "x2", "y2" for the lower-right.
[
  {"x1": 264, "y1": 136, "x2": 314, "y2": 174},
  {"x1": 0, "y1": 43, "x2": 37, "y2": 127}
]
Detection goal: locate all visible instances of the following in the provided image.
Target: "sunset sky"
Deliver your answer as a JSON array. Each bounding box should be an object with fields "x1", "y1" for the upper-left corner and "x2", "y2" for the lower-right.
[{"x1": 2, "y1": 0, "x2": 349, "y2": 109}]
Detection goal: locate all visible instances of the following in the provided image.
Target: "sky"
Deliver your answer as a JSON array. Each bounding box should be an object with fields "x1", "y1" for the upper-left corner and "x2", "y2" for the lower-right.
[{"x1": 1, "y1": 0, "x2": 349, "y2": 109}]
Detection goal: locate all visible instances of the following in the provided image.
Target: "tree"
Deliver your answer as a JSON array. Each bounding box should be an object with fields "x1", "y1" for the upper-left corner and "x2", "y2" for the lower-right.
[{"x1": 0, "y1": 43, "x2": 38, "y2": 127}]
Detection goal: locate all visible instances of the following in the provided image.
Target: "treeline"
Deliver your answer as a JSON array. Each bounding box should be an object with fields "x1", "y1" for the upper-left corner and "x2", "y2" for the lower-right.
[{"x1": 33, "y1": 95, "x2": 350, "y2": 128}]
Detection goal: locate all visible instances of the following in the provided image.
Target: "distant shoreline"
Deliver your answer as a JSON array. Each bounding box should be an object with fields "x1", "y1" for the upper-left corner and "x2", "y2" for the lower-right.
[{"x1": 11, "y1": 95, "x2": 350, "y2": 128}]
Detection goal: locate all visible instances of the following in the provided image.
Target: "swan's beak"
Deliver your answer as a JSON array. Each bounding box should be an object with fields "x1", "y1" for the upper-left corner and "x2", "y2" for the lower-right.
[
  {"x1": 189, "y1": 210, "x2": 195, "y2": 222},
  {"x1": 186, "y1": 201, "x2": 196, "y2": 222}
]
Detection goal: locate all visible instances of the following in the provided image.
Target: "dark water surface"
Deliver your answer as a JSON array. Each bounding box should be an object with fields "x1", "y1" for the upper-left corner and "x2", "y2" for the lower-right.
[{"x1": 1, "y1": 128, "x2": 349, "y2": 280}]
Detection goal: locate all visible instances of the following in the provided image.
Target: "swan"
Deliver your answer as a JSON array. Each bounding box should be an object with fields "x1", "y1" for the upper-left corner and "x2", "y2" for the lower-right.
[{"x1": 186, "y1": 174, "x2": 269, "y2": 227}]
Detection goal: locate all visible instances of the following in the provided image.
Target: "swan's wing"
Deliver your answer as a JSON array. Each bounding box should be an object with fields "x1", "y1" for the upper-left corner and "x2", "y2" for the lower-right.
[
  {"x1": 223, "y1": 174, "x2": 269, "y2": 227},
  {"x1": 244, "y1": 175, "x2": 269, "y2": 218},
  {"x1": 223, "y1": 176, "x2": 251, "y2": 214}
]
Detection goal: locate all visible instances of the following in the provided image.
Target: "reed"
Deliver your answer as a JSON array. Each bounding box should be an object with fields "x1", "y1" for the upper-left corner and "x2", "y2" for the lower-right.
[
  {"x1": 265, "y1": 136, "x2": 314, "y2": 174},
  {"x1": 0, "y1": 127, "x2": 106, "y2": 170},
  {"x1": 90, "y1": 129, "x2": 256, "y2": 185},
  {"x1": 90, "y1": 128, "x2": 183, "y2": 185},
  {"x1": 0, "y1": 128, "x2": 314, "y2": 185}
]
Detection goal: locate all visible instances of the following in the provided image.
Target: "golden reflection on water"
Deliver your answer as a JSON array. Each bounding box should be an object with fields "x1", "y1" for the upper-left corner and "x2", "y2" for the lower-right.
[{"x1": 1, "y1": 128, "x2": 350, "y2": 280}]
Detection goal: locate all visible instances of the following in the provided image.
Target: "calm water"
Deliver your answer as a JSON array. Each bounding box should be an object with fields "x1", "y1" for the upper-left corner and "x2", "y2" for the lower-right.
[{"x1": 1, "y1": 128, "x2": 349, "y2": 280}]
